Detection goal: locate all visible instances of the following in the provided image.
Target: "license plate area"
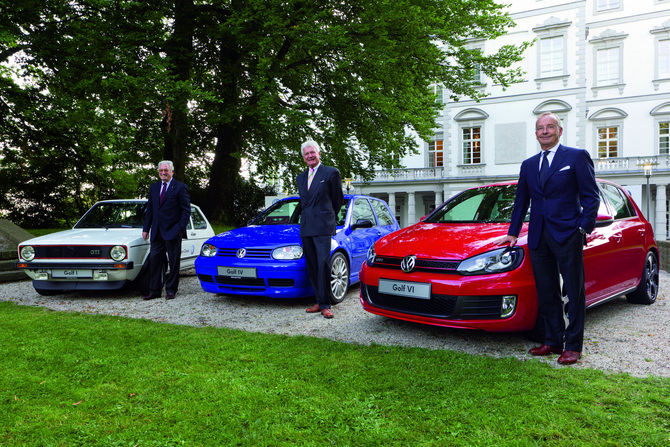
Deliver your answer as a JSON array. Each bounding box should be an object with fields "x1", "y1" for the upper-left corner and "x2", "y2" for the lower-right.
[
  {"x1": 378, "y1": 278, "x2": 431, "y2": 299},
  {"x1": 217, "y1": 266, "x2": 257, "y2": 278},
  {"x1": 52, "y1": 269, "x2": 93, "y2": 278}
]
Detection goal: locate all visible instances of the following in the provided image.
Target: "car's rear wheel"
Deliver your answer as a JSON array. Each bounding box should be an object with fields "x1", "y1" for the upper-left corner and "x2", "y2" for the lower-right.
[
  {"x1": 328, "y1": 252, "x2": 349, "y2": 304},
  {"x1": 626, "y1": 251, "x2": 659, "y2": 305}
]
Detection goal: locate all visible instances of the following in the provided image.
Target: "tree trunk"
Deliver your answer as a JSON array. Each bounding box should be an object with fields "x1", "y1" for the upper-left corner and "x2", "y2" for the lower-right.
[{"x1": 205, "y1": 123, "x2": 241, "y2": 223}]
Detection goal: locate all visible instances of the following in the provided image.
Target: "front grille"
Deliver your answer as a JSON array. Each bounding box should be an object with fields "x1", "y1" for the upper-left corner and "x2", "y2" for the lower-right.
[
  {"x1": 216, "y1": 248, "x2": 273, "y2": 259},
  {"x1": 32, "y1": 245, "x2": 113, "y2": 259},
  {"x1": 363, "y1": 284, "x2": 504, "y2": 320},
  {"x1": 268, "y1": 279, "x2": 295, "y2": 287},
  {"x1": 214, "y1": 276, "x2": 266, "y2": 286},
  {"x1": 372, "y1": 256, "x2": 460, "y2": 272}
]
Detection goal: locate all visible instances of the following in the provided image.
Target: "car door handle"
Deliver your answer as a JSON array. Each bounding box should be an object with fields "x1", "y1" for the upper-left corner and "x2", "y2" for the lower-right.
[
  {"x1": 638, "y1": 229, "x2": 646, "y2": 237},
  {"x1": 612, "y1": 233, "x2": 623, "y2": 243}
]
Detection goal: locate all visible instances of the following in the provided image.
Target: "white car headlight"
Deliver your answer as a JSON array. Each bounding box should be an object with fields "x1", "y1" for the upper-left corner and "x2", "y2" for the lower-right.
[
  {"x1": 272, "y1": 245, "x2": 303, "y2": 260},
  {"x1": 201, "y1": 243, "x2": 218, "y2": 257},
  {"x1": 20, "y1": 245, "x2": 35, "y2": 261},
  {"x1": 457, "y1": 247, "x2": 524, "y2": 275},
  {"x1": 110, "y1": 245, "x2": 127, "y2": 261}
]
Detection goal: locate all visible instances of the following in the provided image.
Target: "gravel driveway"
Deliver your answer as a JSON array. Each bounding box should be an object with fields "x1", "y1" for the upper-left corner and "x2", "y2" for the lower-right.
[{"x1": 2, "y1": 269, "x2": 669, "y2": 378}]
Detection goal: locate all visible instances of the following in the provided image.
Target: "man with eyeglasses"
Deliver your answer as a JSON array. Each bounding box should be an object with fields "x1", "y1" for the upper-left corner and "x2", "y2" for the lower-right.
[
  {"x1": 142, "y1": 160, "x2": 191, "y2": 300},
  {"x1": 498, "y1": 112, "x2": 599, "y2": 365}
]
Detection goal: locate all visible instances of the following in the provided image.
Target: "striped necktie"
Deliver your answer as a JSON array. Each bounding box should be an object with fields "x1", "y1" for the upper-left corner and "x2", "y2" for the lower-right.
[{"x1": 307, "y1": 168, "x2": 315, "y2": 190}]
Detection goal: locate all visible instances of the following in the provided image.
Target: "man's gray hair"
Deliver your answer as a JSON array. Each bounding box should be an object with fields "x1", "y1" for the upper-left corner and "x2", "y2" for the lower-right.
[
  {"x1": 536, "y1": 112, "x2": 562, "y2": 129},
  {"x1": 300, "y1": 140, "x2": 321, "y2": 154},
  {"x1": 158, "y1": 160, "x2": 174, "y2": 171}
]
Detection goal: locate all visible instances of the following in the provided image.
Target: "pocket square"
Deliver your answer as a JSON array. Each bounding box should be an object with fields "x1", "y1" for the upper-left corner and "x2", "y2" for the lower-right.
[{"x1": 559, "y1": 165, "x2": 570, "y2": 171}]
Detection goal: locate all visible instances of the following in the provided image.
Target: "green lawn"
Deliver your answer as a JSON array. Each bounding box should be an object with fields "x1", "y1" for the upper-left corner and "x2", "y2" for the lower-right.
[{"x1": 1, "y1": 301, "x2": 669, "y2": 446}]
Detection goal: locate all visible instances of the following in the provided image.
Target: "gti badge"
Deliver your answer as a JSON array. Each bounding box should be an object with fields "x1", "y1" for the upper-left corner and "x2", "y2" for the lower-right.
[
  {"x1": 236, "y1": 248, "x2": 246, "y2": 259},
  {"x1": 400, "y1": 255, "x2": 417, "y2": 273}
]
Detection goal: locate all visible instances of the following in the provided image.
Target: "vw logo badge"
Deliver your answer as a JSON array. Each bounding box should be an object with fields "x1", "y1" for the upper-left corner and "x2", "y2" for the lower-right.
[
  {"x1": 236, "y1": 248, "x2": 246, "y2": 259},
  {"x1": 400, "y1": 255, "x2": 417, "y2": 273}
]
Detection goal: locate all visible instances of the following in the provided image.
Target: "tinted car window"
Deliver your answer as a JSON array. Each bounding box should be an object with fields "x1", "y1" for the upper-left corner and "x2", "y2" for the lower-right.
[
  {"x1": 191, "y1": 206, "x2": 208, "y2": 230},
  {"x1": 600, "y1": 183, "x2": 635, "y2": 219},
  {"x1": 336, "y1": 200, "x2": 349, "y2": 226},
  {"x1": 252, "y1": 199, "x2": 301, "y2": 225},
  {"x1": 75, "y1": 202, "x2": 146, "y2": 228},
  {"x1": 352, "y1": 198, "x2": 376, "y2": 225},
  {"x1": 426, "y1": 185, "x2": 527, "y2": 223},
  {"x1": 371, "y1": 199, "x2": 395, "y2": 226}
]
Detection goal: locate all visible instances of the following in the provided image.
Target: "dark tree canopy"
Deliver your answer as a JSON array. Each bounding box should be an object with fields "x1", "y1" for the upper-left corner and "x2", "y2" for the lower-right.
[{"x1": 0, "y1": 0, "x2": 528, "y2": 226}]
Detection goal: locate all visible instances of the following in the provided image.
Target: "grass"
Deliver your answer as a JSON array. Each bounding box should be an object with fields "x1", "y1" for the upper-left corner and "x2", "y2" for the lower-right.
[{"x1": 1, "y1": 302, "x2": 669, "y2": 446}]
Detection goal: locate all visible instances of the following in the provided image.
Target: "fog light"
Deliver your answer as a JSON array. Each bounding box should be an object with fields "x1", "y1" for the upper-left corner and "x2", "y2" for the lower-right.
[
  {"x1": 501, "y1": 295, "x2": 517, "y2": 318},
  {"x1": 35, "y1": 272, "x2": 49, "y2": 280},
  {"x1": 94, "y1": 272, "x2": 108, "y2": 281}
]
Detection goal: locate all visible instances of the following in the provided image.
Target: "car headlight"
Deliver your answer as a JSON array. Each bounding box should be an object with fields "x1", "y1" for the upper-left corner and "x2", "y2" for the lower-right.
[
  {"x1": 201, "y1": 243, "x2": 218, "y2": 257},
  {"x1": 20, "y1": 245, "x2": 35, "y2": 261},
  {"x1": 272, "y1": 245, "x2": 303, "y2": 260},
  {"x1": 366, "y1": 244, "x2": 376, "y2": 266},
  {"x1": 110, "y1": 245, "x2": 127, "y2": 261},
  {"x1": 457, "y1": 247, "x2": 524, "y2": 275}
]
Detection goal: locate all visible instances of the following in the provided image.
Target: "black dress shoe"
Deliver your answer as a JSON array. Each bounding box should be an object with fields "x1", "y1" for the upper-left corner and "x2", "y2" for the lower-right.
[
  {"x1": 142, "y1": 293, "x2": 161, "y2": 300},
  {"x1": 165, "y1": 293, "x2": 176, "y2": 300}
]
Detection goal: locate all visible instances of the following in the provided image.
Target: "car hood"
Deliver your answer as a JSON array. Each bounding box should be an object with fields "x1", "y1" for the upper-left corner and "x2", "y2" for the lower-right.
[
  {"x1": 21, "y1": 228, "x2": 146, "y2": 246},
  {"x1": 209, "y1": 225, "x2": 303, "y2": 248},
  {"x1": 376, "y1": 222, "x2": 528, "y2": 260}
]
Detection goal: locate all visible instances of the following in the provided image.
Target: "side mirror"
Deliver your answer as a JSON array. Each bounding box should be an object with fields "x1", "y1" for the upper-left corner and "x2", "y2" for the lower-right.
[
  {"x1": 595, "y1": 213, "x2": 614, "y2": 228},
  {"x1": 352, "y1": 219, "x2": 374, "y2": 230}
]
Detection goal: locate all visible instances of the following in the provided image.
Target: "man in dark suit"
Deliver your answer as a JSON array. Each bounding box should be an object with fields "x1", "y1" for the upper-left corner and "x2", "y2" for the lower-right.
[
  {"x1": 297, "y1": 140, "x2": 344, "y2": 318},
  {"x1": 142, "y1": 160, "x2": 191, "y2": 300},
  {"x1": 498, "y1": 112, "x2": 600, "y2": 365}
]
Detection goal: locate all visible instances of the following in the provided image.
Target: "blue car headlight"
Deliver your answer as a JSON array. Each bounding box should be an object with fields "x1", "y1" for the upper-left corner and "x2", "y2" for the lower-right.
[
  {"x1": 457, "y1": 247, "x2": 524, "y2": 275},
  {"x1": 200, "y1": 243, "x2": 218, "y2": 257},
  {"x1": 273, "y1": 245, "x2": 303, "y2": 260}
]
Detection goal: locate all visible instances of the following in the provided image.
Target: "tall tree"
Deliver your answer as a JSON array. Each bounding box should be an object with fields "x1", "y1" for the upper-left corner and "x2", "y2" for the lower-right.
[{"x1": 1, "y1": 0, "x2": 528, "y2": 226}]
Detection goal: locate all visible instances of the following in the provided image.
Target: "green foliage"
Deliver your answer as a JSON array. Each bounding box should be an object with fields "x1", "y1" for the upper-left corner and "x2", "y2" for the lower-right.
[
  {"x1": 1, "y1": 0, "x2": 530, "y2": 226},
  {"x1": 1, "y1": 301, "x2": 669, "y2": 446}
]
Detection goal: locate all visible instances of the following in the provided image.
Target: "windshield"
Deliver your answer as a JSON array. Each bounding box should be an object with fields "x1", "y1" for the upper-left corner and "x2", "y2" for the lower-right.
[
  {"x1": 74, "y1": 202, "x2": 147, "y2": 229},
  {"x1": 425, "y1": 185, "x2": 524, "y2": 223},
  {"x1": 250, "y1": 198, "x2": 350, "y2": 226}
]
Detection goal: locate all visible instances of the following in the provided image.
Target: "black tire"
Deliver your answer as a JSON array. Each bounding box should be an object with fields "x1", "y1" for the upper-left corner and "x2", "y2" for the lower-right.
[
  {"x1": 328, "y1": 252, "x2": 349, "y2": 304},
  {"x1": 627, "y1": 251, "x2": 659, "y2": 305}
]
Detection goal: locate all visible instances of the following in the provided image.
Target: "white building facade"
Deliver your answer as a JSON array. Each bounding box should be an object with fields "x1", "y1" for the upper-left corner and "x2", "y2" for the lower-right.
[{"x1": 351, "y1": 0, "x2": 670, "y2": 240}]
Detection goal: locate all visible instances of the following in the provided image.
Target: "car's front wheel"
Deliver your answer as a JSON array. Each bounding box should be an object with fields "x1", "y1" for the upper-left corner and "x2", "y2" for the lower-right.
[
  {"x1": 626, "y1": 251, "x2": 659, "y2": 305},
  {"x1": 328, "y1": 252, "x2": 349, "y2": 304}
]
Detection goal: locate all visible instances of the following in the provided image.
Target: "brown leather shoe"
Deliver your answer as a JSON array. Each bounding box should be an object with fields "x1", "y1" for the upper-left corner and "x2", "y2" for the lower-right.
[
  {"x1": 528, "y1": 345, "x2": 564, "y2": 356},
  {"x1": 321, "y1": 308, "x2": 334, "y2": 319},
  {"x1": 306, "y1": 304, "x2": 320, "y2": 313},
  {"x1": 557, "y1": 350, "x2": 581, "y2": 365},
  {"x1": 142, "y1": 293, "x2": 161, "y2": 301}
]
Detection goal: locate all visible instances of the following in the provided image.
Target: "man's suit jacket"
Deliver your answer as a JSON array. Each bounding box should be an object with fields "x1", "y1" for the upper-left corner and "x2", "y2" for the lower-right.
[
  {"x1": 508, "y1": 144, "x2": 600, "y2": 250},
  {"x1": 143, "y1": 179, "x2": 191, "y2": 242},
  {"x1": 297, "y1": 164, "x2": 344, "y2": 238}
]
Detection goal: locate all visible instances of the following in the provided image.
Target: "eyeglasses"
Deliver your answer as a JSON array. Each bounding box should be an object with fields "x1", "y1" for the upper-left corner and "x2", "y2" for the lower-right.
[{"x1": 536, "y1": 124, "x2": 558, "y2": 132}]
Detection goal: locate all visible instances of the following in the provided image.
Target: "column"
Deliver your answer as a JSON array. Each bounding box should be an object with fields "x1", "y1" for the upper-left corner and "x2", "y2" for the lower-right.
[
  {"x1": 388, "y1": 192, "x2": 397, "y2": 224},
  {"x1": 408, "y1": 192, "x2": 416, "y2": 226},
  {"x1": 655, "y1": 184, "x2": 667, "y2": 240},
  {"x1": 435, "y1": 191, "x2": 443, "y2": 209}
]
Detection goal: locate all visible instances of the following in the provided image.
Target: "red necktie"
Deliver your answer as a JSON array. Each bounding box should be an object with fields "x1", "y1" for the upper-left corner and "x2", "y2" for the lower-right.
[{"x1": 159, "y1": 182, "x2": 167, "y2": 204}]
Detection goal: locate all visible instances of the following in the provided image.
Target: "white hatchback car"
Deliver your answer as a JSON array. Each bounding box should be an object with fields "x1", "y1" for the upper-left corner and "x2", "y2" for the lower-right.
[{"x1": 16, "y1": 199, "x2": 214, "y2": 295}]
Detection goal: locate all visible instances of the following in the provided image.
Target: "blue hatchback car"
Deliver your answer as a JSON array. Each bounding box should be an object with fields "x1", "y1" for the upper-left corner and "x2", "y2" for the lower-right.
[{"x1": 194, "y1": 194, "x2": 400, "y2": 303}]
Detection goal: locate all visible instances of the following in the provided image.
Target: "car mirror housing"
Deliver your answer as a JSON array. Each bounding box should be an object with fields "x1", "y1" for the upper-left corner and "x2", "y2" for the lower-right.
[
  {"x1": 352, "y1": 219, "x2": 374, "y2": 230},
  {"x1": 595, "y1": 213, "x2": 614, "y2": 228}
]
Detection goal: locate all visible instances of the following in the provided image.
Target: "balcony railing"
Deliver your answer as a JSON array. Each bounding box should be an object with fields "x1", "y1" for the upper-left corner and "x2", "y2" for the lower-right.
[{"x1": 354, "y1": 155, "x2": 670, "y2": 184}]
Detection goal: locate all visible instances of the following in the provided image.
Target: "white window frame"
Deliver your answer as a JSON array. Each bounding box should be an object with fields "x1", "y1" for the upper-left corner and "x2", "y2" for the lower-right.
[
  {"x1": 590, "y1": 30, "x2": 627, "y2": 95},
  {"x1": 461, "y1": 126, "x2": 483, "y2": 165},
  {"x1": 532, "y1": 18, "x2": 571, "y2": 88},
  {"x1": 596, "y1": 124, "x2": 621, "y2": 159},
  {"x1": 658, "y1": 120, "x2": 670, "y2": 155},
  {"x1": 595, "y1": 0, "x2": 621, "y2": 13},
  {"x1": 428, "y1": 139, "x2": 444, "y2": 168}
]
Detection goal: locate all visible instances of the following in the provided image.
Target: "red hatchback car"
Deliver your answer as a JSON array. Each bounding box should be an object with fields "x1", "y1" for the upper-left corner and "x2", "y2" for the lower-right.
[{"x1": 360, "y1": 180, "x2": 659, "y2": 334}]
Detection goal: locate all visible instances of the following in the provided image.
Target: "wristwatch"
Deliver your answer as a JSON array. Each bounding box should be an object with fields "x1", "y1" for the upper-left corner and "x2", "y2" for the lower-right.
[{"x1": 579, "y1": 227, "x2": 587, "y2": 235}]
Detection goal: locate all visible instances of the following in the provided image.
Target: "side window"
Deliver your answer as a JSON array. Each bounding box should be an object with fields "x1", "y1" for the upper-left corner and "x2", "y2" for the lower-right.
[
  {"x1": 336, "y1": 199, "x2": 349, "y2": 226},
  {"x1": 352, "y1": 199, "x2": 376, "y2": 226},
  {"x1": 371, "y1": 199, "x2": 395, "y2": 226},
  {"x1": 600, "y1": 183, "x2": 634, "y2": 219},
  {"x1": 191, "y1": 206, "x2": 208, "y2": 229}
]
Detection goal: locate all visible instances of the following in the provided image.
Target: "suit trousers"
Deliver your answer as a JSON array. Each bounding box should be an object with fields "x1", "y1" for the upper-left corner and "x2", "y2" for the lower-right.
[
  {"x1": 148, "y1": 229, "x2": 182, "y2": 295},
  {"x1": 301, "y1": 235, "x2": 332, "y2": 309},
  {"x1": 529, "y1": 224, "x2": 586, "y2": 352}
]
